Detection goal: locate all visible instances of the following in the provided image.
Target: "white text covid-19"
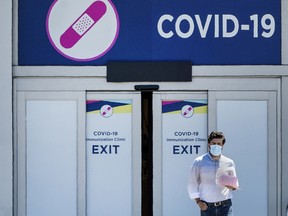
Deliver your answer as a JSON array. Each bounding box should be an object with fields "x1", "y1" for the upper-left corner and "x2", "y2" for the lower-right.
[{"x1": 157, "y1": 14, "x2": 275, "y2": 39}]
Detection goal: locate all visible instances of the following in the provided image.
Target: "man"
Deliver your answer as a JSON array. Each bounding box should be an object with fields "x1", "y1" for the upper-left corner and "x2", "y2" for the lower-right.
[{"x1": 187, "y1": 131, "x2": 239, "y2": 216}]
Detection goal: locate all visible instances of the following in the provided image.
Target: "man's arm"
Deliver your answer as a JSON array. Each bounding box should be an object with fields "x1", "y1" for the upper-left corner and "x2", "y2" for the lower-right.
[{"x1": 187, "y1": 161, "x2": 200, "y2": 199}]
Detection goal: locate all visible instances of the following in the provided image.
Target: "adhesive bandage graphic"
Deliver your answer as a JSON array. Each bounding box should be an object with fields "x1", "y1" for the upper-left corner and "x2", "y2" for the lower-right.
[
  {"x1": 101, "y1": 105, "x2": 113, "y2": 117},
  {"x1": 181, "y1": 105, "x2": 194, "y2": 118},
  {"x1": 60, "y1": 1, "x2": 107, "y2": 49},
  {"x1": 46, "y1": 0, "x2": 119, "y2": 61}
]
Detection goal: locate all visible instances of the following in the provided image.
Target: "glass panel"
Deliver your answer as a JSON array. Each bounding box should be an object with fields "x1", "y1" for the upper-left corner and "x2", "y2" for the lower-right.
[
  {"x1": 217, "y1": 100, "x2": 268, "y2": 215},
  {"x1": 161, "y1": 98, "x2": 208, "y2": 216},
  {"x1": 86, "y1": 100, "x2": 132, "y2": 216},
  {"x1": 26, "y1": 101, "x2": 77, "y2": 216}
]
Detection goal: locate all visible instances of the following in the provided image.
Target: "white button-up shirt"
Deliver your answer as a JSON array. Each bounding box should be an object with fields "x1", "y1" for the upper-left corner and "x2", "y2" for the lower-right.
[{"x1": 187, "y1": 153, "x2": 239, "y2": 203}]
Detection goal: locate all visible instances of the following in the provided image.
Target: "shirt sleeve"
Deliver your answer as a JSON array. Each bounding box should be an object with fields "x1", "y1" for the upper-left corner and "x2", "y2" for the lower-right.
[
  {"x1": 231, "y1": 160, "x2": 240, "y2": 188},
  {"x1": 187, "y1": 159, "x2": 200, "y2": 199},
  {"x1": 226, "y1": 160, "x2": 239, "y2": 189}
]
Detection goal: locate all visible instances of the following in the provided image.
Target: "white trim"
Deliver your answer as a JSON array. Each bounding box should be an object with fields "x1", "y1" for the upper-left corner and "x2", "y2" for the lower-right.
[
  {"x1": 13, "y1": 65, "x2": 288, "y2": 78},
  {"x1": 0, "y1": 0, "x2": 13, "y2": 215},
  {"x1": 282, "y1": 0, "x2": 288, "y2": 64},
  {"x1": 76, "y1": 92, "x2": 87, "y2": 216},
  {"x1": 153, "y1": 92, "x2": 207, "y2": 216},
  {"x1": 282, "y1": 77, "x2": 288, "y2": 215},
  {"x1": 16, "y1": 91, "x2": 86, "y2": 216},
  {"x1": 13, "y1": 0, "x2": 18, "y2": 65},
  {"x1": 152, "y1": 94, "x2": 163, "y2": 216},
  {"x1": 192, "y1": 65, "x2": 288, "y2": 77},
  {"x1": 14, "y1": 77, "x2": 280, "y2": 92},
  {"x1": 13, "y1": 66, "x2": 106, "y2": 77},
  {"x1": 86, "y1": 92, "x2": 142, "y2": 216},
  {"x1": 208, "y1": 91, "x2": 279, "y2": 216},
  {"x1": 14, "y1": 77, "x2": 283, "y2": 215}
]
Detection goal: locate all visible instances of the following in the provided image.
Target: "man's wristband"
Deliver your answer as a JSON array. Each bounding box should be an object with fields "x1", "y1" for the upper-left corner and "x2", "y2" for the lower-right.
[{"x1": 196, "y1": 199, "x2": 201, "y2": 204}]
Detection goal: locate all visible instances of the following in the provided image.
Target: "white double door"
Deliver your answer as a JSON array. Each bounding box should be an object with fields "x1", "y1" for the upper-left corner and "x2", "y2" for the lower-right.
[
  {"x1": 16, "y1": 91, "x2": 277, "y2": 216},
  {"x1": 85, "y1": 92, "x2": 208, "y2": 216}
]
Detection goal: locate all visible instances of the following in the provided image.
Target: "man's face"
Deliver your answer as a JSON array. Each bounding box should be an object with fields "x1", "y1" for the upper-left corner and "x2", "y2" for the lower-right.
[{"x1": 208, "y1": 138, "x2": 224, "y2": 149}]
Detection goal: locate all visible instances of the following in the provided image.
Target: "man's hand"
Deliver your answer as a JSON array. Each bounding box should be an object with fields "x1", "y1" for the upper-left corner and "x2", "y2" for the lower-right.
[
  {"x1": 225, "y1": 185, "x2": 237, "y2": 190},
  {"x1": 197, "y1": 201, "x2": 208, "y2": 211}
]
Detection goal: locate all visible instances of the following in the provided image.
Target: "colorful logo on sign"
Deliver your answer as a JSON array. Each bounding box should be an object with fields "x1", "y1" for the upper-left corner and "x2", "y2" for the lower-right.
[
  {"x1": 162, "y1": 100, "x2": 207, "y2": 117},
  {"x1": 181, "y1": 105, "x2": 194, "y2": 118},
  {"x1": 46, "y1": 0, "x2": 119, "y2": 61},
  {"x1": 100, "y1": 105, "x2": 113, "y2": 117}
]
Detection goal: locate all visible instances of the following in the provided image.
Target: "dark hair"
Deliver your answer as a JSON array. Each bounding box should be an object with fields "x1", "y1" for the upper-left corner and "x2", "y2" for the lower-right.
[{"x1": 208, "y1": 131, "x2": 226, "y2": 144}]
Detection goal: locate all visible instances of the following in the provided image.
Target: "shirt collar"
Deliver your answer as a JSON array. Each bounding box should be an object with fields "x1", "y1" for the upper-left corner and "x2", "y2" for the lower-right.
[{"x1": 207, "y1": 152, "x2": 222, "y2": 161}]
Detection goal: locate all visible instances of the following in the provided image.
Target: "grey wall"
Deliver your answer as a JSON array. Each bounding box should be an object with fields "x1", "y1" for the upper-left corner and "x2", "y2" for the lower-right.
[{"x1": 0, "y1": 0, "x2": 13, "y2": 215}]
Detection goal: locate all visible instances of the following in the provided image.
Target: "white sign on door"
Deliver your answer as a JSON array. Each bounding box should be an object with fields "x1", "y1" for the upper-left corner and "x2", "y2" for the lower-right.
[
  {"x1": 162, "y1": 99, "x2": 208, "y2": 216},
  {"x1": 86, "y1": 99, "x2": 132, "y2": 216}
]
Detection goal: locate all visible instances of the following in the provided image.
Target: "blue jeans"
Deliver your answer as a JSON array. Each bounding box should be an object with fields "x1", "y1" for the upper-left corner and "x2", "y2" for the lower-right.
[{"x1": 200, "y1": 201, "x2": 233, "y2": 216}]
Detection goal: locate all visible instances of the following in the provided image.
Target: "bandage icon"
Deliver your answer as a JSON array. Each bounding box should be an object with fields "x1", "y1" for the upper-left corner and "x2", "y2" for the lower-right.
[
  {"x1": 183, "y1": 106, "x2": 193, "y2": 116},
  {"x1": 60, "y1": 1, "x2": 107, "y2": 49},
  {"x1": 181, "y1": 105, "x2": 194, "y2": 118},
  {"x1": 100, "y1": 105, "x2": 113, "y2": 117},
  {"x1": 102, "y1": 106, "x2": 111, "y2": 116}
]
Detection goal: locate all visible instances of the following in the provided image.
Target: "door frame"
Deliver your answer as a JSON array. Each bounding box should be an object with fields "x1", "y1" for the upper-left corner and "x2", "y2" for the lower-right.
[
  {"x1": 15, "y1": 91, "x2": 86, "y2": 216},
  {"x1": 14, "y1": 91, "x2": 142, "y2": 216},
  {"x1": 152, "y1": 91, "x2": 208, "y2": 216},
  {"x1": 86, "y1": 92, "x2": 142, "y2": 216},
  {"x1": 208, "y1": 90, "x2": 279, "y2": 216},
  {"x1": 13, "y1": 69, "x2": 282, "y2": 216}
]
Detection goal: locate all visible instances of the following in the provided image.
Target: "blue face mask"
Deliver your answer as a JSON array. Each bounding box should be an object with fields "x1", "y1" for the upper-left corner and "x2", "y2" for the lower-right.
[{"x1": 210, "y1": 145, "x2": 222, "y2": 156}]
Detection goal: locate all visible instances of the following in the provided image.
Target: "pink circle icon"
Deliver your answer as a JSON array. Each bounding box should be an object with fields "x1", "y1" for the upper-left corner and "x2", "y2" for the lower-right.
[
  {"x1": 46, "y1": 0, "x2": 120, "y2": 61},
  {"x1": 100, "y1": 105, "x2": 113, "y2": 117},
  {"x1": 181, "y1": 105, "x2": 194, "y2": 118}
]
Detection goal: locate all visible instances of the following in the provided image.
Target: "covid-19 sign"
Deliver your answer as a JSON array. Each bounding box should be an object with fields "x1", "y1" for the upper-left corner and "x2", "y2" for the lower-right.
[{"x1": 19, "y1": 0, "x2": 281, "y2": 65}]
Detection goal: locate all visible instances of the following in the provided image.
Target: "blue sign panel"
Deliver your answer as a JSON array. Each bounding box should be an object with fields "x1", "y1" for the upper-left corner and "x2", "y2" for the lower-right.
[{"x1": 18, "y1": 0, "x2": 281, "y2": 65}]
